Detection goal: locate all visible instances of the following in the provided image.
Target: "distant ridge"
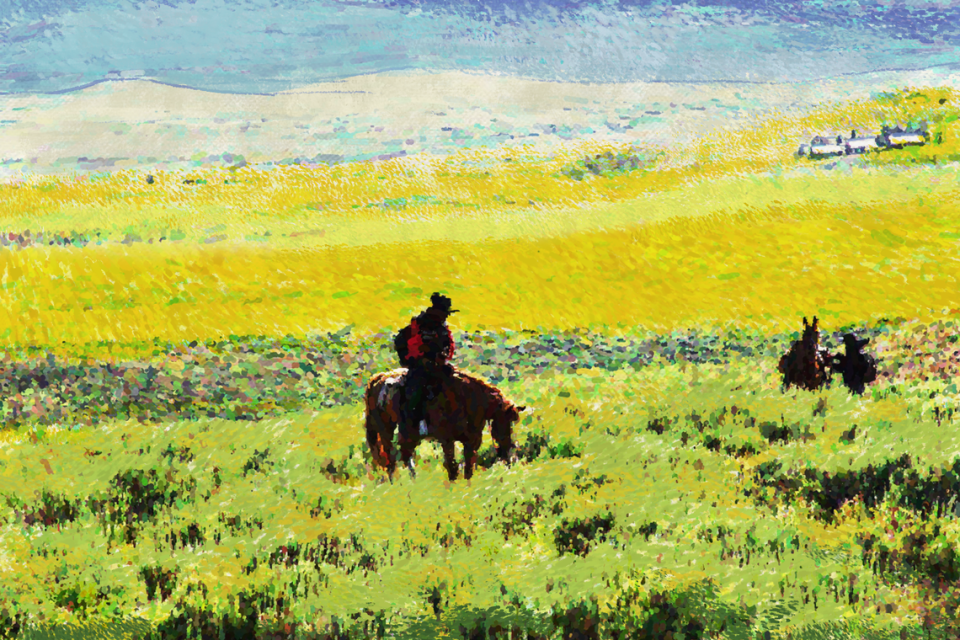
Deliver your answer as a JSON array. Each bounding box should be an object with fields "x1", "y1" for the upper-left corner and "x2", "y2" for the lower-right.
[
  {"x1": 0, "y1": 76, "x2": 370, "y2": 98},
  {"x1": 3, "y1": 61, "x2": 960, "y2": 99}
]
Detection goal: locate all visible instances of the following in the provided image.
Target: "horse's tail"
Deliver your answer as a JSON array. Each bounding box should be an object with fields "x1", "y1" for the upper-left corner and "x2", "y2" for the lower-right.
[
  {"x1": 364, "y1": 375, "x2": 385, "y2": 466},
  {"x1": 364, "y1": 370, "x2": 404, "y2": 468},
  {"x1": 365, "y1": 409, "x2": 389, "y2": 467}
]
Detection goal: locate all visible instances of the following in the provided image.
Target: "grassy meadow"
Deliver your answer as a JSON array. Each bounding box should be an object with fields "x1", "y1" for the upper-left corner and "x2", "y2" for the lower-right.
[{"x1": 1, "y1": 86, "x2": 960, "y2": 638}]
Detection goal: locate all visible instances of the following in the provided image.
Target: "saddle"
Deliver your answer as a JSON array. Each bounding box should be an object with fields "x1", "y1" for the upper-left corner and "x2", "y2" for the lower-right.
[
  {"x1": 376, "y1": 368, "x2": 457, "y2": 437},
  {"x1": 378, "y1": 366, "x2": 464, "y2": 405}
]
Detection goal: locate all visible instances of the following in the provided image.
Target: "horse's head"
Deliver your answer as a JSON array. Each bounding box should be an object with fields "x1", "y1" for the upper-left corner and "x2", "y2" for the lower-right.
[
  {"x1": 491, "y1": 402, "x2": 525, "y2": 461},
  {"x1": 801, "y1": 316, "x2": 821, "y2": 348},
  {"x1": 492, "y1": 401, "x2": 523, "y2": 429},
  {"x1": 501, "y1": 403, "x2": 524, "y2": 422}
]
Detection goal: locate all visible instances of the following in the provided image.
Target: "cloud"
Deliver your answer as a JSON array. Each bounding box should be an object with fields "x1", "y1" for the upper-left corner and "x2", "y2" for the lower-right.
[
  {"x1": 0, "y1": 19, "x2": 55, "y2": 44},
  {"x1": 0, "y1": 0, "x2": 958, "y2": 93}
]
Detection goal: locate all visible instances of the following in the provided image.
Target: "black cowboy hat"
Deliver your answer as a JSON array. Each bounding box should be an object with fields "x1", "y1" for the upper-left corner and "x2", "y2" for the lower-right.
[
  {"x1": 429, "y1": 292, "x2": 459, "y2": 315},
  {"x1": 842, "y1": 333, "x2": 869, "y2": 348}
]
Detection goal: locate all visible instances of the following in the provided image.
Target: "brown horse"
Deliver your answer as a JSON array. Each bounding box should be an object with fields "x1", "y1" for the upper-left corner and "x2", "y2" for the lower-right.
[
  {"x1": 778, "y1": 316, "x2": 832, "y2": 391},
  {"x1": 364, "y1": 368, "x2": 524, "y2": 481}
]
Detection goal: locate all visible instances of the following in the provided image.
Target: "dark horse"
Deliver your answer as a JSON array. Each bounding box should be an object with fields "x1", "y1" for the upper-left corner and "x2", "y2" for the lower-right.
[
  {"x1": 364, "y1": 368, "x2": 525, "y2": 481},
  {"x1": 778, "y1": 316, "x2": 832, "y2": 391}
]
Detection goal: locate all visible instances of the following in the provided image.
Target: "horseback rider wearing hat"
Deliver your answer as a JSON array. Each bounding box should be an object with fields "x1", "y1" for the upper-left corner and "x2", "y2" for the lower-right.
[
  {"x1": 394, "y1": 293, "x2": 459, "y2": 443},
  {"x1": 830, "y1": 333, "x2": 877, "y2": 395}
]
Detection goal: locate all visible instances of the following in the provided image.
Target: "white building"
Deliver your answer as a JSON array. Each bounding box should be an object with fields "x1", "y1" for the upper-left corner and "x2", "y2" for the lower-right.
[
  {"x1": 845, "y1": 137, "x2": 879, "y2": 154},
  {"x1": 808, "y1": 135, "x2": 845, "y2": 157},
  {"x1": 886, "y1": 131, "x2": 926, "y2": 146}
]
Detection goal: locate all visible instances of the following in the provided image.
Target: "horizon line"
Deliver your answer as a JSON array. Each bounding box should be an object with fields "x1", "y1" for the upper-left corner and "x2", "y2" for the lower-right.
[{"x1": 1, "y1": 61, "x2": 959, "y2": 99}]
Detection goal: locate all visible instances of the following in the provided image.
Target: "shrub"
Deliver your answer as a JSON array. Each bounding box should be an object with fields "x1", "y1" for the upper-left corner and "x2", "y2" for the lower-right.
[{"x1": 553, "y1": 512, "x2": 616, "y2": 557}]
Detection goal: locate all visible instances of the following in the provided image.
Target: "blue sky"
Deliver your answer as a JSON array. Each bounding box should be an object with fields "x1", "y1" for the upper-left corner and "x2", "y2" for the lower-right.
[{"x1": 2, "y1": 0, "x2": 959, "y2": 93}]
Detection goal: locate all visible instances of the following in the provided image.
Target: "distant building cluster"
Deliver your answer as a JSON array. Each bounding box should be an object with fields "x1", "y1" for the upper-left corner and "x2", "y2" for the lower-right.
[{"x1": 797, "y1": 126, "x2": 931, "y2": 158}]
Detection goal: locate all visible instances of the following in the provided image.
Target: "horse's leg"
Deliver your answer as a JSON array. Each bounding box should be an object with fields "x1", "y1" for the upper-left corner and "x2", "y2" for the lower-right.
[
  {"x1": 400, "y1": 439, "x2": 418, "y2": 479},
  {"x1": 366, "y1": 399, "x2": 398, "y2": 482},
  {"x1": 381, "y1": 409, "x2": 400, "y2": 482},
  {"x1": 381, "y1": 430, "x2": 398, "y2": 482},
  {"x1": 441, "y1": 439, "x2": 458, "y2": 481},
  {"x1": 491, "y1": 414, "x2": 514, "y2": 462},
  {"x1": 463, "y1": 436, "x2": 481, "y2": 480},
  {"x1": 365, "y1": 410, "x2": 385, "y2": 468}
]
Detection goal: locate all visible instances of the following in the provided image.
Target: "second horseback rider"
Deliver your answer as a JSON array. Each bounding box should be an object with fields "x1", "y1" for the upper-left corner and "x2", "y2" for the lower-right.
[
  {"x1": 830, "y1": 333, "x2": 878, "y2": 395},
  {"x1": 394, "y1": 293, "x2": 458, "y2": 443}
]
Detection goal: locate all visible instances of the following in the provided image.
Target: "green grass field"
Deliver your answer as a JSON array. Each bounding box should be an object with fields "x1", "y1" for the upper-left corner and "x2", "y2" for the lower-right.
[
  {"x1": 2, "y1": 87, "x2": 960, "y2": 639},
  {"x1": 4, "y1": 344, "x2": 960, "y2": 639}
]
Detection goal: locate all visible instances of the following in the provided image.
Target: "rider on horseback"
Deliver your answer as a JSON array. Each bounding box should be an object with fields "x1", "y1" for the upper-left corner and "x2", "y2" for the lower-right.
[
  {"x1": 394, "y1": 293, "x2": 458, "y2": 443},
  {"x1": 830, "y1": 333, "x2": 877, "y2": 395}
]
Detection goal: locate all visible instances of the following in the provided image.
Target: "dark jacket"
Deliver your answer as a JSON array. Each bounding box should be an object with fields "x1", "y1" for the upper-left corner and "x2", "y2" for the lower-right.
[{"x1": 394, "y1": 310, "x2": 455, "y2": 368}]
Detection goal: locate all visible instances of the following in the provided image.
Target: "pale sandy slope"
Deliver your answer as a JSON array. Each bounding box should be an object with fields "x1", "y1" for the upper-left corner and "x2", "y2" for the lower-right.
[{"x1": 1, "y1": 68, "x2": 958, "y2": 177}]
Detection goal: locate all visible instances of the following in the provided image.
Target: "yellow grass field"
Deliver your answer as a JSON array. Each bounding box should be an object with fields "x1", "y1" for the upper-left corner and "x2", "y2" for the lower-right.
[
  {"x1": 3, "y1": 85, "x2": 957, "y2": 237},
  {"x1": 0, "y1": 86, "x2": 956, "y2": 360},
  {"x1": 1, "y1": 163, "x2": 959, "y2": 356}
]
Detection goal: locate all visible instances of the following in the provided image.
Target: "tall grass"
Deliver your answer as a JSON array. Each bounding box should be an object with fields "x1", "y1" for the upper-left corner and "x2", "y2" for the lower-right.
[{"x1": 2, "y1": 360, "x2": 958, "y2": 637}]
